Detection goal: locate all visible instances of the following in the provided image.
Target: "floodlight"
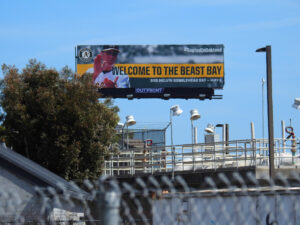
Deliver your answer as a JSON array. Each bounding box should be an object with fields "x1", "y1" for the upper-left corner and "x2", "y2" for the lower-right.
[
  {"x1": 292, "y1": 98, "x2": 300, "y2": 109},
  {"x1": 190, "y1": 109, "x2": 201, "y2": 121},
  {"x1": 204, "y1": 124, "x2": 215, "y2": 133},
  {"x1": 125, "y1": 115, "x2": 136, "y2": 126},
  {"x1": 170, "y1": 105, "x2": 183, "y2": 116}
]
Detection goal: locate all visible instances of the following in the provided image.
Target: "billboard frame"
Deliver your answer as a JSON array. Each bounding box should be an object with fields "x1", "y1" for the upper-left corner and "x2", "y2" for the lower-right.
[{"x1": 75, "y1": 44, "x2": 224, "y2": 100}]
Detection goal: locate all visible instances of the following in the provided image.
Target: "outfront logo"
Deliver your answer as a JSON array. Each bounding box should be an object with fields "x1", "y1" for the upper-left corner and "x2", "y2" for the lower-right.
[{"x1": 79, "y1": 48, "x2": 93, "y2": 62}]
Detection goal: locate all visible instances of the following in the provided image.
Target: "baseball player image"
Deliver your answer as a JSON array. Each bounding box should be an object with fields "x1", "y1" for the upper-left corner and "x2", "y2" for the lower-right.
[{"x1": 92, "y1": 45, "x2": 130, "y2": 88}]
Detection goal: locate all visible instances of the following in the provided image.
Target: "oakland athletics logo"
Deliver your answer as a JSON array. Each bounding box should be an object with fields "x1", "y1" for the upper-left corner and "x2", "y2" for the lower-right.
[{"x1": 79, "y1": 48, "x2": 93, "y2": 62}]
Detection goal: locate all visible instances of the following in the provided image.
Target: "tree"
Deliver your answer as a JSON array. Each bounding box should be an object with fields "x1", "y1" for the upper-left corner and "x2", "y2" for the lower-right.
[{"x1": 0, "y1": 59, "x2": 119, "y2": 181}]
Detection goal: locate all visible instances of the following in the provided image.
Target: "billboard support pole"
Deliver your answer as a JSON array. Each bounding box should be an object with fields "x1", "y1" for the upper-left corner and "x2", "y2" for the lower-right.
[{"x1": 75, "y1": 46, "x2": 77, "y2": 73}]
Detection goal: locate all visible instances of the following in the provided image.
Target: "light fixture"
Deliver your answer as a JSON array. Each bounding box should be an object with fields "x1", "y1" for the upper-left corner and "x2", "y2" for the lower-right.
[
  {"x1": 211, "y1": 95, "x2": 223, "y2": 99},
  {"x1": 125, "y1": 115, "x2": 136, "y2": 126},
  {"x1": 204, "y1": 124, "x2": 215, "y2": 133},
  {"x1": 256, "y1": 47, "x2": 266, "y2": 52},
  {"x1": 122, "y1": 115, "x2": 136, "y2": 150},
  {"x1": 190, "y1": 109, "x2": 200, "y2": 121},
  {"x1": 292, "y1": 98, "x2": 300, "y2": 109},
  {"x1": 190, "y1": 109, "x2": 201, "y2": 145},
  {"x1": 170, "y1": 105, "x2": 183, "y2": 116},
  {"x1": 126, "y1": 94, "x2": 134, "y2": 99}
]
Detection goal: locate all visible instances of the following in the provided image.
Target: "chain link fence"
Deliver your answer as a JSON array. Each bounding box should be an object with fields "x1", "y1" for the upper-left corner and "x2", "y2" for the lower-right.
[{"x1": 1, "y1": 171, "x2": 300, "y2": 224}]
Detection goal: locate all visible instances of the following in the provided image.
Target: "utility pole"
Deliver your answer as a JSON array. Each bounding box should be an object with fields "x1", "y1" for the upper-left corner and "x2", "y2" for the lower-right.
[{"x1": 256, "y1": 46, "x2": 275, "y2": 180}]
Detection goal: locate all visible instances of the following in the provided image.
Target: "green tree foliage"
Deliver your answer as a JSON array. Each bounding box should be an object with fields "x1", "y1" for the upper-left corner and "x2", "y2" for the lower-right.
[{"x1": 0, "y1": 59, "x2": 119, "y2": 181}]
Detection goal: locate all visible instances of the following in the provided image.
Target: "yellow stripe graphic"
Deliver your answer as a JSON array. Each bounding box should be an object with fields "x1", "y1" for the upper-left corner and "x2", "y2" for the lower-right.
[{"x1": 77, "y1": 63, "x2": 224, "y2": 78}]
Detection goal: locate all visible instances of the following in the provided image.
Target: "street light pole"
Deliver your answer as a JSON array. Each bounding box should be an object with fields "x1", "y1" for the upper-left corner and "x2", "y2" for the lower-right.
[
  {"x1": 170, "y1": 105, "x2": 183, "y2": 180},
  {"x1": 191, "y1": 120, "x2": 194, "y2": 144},
  {"x1": 190, "y1": 109, "x2": 200, "y2": 172},
  {"x1": 256, "y1": 45, "x2": 275, "y2": 180},
  {"x1": 170, "y1": 109, "x2": 175, "y2": 180},
  {"x1": 170, "y1": 109, "x2": 173, "y2": 147}
]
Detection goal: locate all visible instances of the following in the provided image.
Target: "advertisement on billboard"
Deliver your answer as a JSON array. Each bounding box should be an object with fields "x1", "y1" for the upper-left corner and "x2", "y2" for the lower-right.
[{"x1": 76, "y1": 44, "x2": 224, "y2": 99}]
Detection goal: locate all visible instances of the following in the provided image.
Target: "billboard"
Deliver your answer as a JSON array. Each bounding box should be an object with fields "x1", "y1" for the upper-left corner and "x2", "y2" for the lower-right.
[{"x1": 76, "y1": 44, "x2": 224, "y2": 99}]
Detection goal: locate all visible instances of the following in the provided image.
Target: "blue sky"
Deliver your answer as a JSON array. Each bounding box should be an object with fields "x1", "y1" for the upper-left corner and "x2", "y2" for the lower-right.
[{"x1": 1, "y1": 0, "x2": 300, "y2": 145}]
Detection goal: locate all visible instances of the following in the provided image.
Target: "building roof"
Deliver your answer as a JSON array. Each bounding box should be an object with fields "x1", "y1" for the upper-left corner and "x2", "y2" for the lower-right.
[{"x1": 0, "y1": 144, "x2": 90, "y2": 200}]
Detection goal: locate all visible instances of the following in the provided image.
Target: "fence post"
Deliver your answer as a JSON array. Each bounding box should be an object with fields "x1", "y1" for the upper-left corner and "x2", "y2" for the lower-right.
[
  {"x1": 93, "y1": 180, "x2": 121, "y2": 225},
  {"x1": 244, "y1": 143, "x2": 247, "y2": 167},
  {"x1": 213, "y1": 142, "x2": 216, "y2": 169}
]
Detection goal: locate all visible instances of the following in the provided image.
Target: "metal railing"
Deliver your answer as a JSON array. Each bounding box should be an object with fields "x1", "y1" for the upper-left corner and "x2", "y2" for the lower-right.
[{"x1": 104, "y1": 138, "x2": 300, "y2": 176}]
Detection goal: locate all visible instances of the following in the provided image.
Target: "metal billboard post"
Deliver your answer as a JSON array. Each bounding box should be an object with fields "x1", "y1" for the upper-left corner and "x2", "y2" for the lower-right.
[{"x1": 256, "y1": 45, "x2": 275, "y2": 180}]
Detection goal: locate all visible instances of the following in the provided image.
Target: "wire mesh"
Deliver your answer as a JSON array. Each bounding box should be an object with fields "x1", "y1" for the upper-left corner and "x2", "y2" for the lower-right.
[{"x1": 1, "y1": 171, "x2": 300, "y2": 224}]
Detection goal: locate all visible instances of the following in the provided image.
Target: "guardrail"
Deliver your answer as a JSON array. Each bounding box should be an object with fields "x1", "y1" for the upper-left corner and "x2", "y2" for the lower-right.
[{"x1": 104, "y1": 138, "x2": 300, "y2": 176}]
